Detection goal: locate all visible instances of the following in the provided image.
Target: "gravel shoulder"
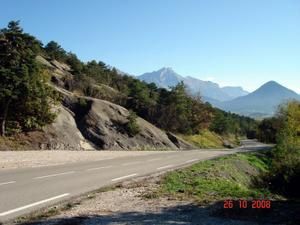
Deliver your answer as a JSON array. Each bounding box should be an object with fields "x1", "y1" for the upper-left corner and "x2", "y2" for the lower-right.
[
  {"x1": 15, "y1": 175, "x2": 256, "y2": 225},
  {"x1": 0, "y1": 150, "x2": 172, "y2": 170}
]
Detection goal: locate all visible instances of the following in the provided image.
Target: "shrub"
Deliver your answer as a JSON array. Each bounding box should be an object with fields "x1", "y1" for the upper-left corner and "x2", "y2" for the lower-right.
[
  {"x1": 125, "y1": 110, "x2": 140, "y2": 136},
  {"x1": 265, "y1": 101, "x2": 300, "y2": 197}
]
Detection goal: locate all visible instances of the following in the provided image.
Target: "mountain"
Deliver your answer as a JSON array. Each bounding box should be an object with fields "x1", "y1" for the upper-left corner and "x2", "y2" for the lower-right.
[
  {"x1": 220, "y1": 81, "x2": 300, "y2": 117},
  {"x1": 138, "y1": 69, "x2": 300, "y2": 117},
  {"x1": 184, "y1": 76, "x2": 232, "y2": 101},
  {"x1": 221, "y1": 86, "x2": 249, "y2": 99},
  {"x1": 138, "y1": 67, "x2": 184, "y2": 89},
  {"x1": 137, "y1": 68, "x2": 248, "y2": 101}
]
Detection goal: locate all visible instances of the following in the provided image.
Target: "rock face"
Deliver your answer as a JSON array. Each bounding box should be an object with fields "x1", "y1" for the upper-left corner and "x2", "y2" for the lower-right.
[
  {"x1": 78, "y1": 98, "x2": 192, "y2": 150},
  {"x1": 42, "y1": 105, "x2": 95, "y2": 150},
  {"x1": 33, "y1": 56, "x2": 195, "y2": 150},
  {"x1": 38, "y1": 86, "x2": 194, "y2": 150}
]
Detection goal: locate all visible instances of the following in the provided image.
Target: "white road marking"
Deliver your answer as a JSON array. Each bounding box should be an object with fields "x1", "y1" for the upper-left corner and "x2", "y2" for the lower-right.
[
  {"x1": 147, "y1": 158, "x2": 161, "y2": 162},
  {"x1": 111, "y1": 173, "x2": 137, "y2": 182},
  {"x1": 157, "y1": 165, "x2": 173, "y2": 170},
  {"x1": 33, "y1": 171, "x2": 75, "y2": 179},
  {"x1": 86, "y1": 166, "x2": 112, "y2": 171},
  {"x1": 0, "y1": 181, "x2": 16, "y2": 186},
  {"x1": 0, "y1": 193, "x2": 70, "y2": 217},
  {"x1": 122, "y1": 161, "x2": 141, "y2": 166},
  {"x1": 185, "y1": 159, "x2": 199, "y2": 163}
]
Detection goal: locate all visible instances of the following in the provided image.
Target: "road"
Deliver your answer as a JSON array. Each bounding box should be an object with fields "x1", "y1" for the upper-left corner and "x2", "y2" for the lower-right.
[{"x1": 0, "y1": 140, "x2": 269, "y2": 223}]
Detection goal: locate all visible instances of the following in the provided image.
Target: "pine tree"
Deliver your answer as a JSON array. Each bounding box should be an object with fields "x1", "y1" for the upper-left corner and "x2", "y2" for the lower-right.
[{"x1": 0, "y1": 21, "x2": 56, "y2": 136}]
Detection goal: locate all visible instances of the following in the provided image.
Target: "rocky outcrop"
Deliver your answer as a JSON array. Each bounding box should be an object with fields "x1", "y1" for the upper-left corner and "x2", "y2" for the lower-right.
[
  {"x1": 78, "y1": 98, "x2": 192, "y2": 150},
  {"x1": 166, "y1": 132, "x2": 195, "y2": 150},
  {"x1": 44, "y1": 86, "x2": 194, "y2": 150},
  {"x1": 41, "y1": 105, "x2": 95, "y2": 150},
  {"x1": 34, "y1": 56, "x2": 196, "y2": 150}
]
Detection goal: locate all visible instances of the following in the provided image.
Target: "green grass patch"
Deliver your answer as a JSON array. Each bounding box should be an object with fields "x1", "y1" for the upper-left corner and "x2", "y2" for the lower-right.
[
  {"x1": 158, "y1": 152, "x2": 273, "y2": 203},
  {"x1": 179, "y1": 130, "x2": 224, "y2": 148}
]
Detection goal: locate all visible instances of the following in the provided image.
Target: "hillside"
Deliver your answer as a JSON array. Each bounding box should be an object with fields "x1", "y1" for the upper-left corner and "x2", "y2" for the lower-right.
[
  {"x1": 219, "y1": 81, "x2": 300, "y2": 117},
  {"x1": 137, "y1": 68, "x2": 248, "y2": 101},
  {"x1": 0, "y1": 21, "x2": 257, "y2": 150}
]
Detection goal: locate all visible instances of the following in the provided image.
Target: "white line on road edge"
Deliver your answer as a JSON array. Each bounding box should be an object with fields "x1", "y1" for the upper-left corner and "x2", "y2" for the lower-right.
[
  {"x1": 0, "y1": 193, "x2": 70, "y2": 217},
  {"x1": 111, "y1": 173, "x2": 137, "y2": 182},
  {"x1": 122, "y1": 161, "x2": 141, "y2": 166},
  {"x1": 0, "y1": 181, "x2": 16, "y2": 186},
  {"x1": 185, "y1": 159, "x2": 199, "y2": 163},
  {"x1": 86, "y1": 166, "x2": 112, "y2": 171},
  {"x1": 33, "y1": 171, "x2": 75, "y2": 179},
  {"x1": 157, "y1": 165, "x2": 173, "y2": 170}
]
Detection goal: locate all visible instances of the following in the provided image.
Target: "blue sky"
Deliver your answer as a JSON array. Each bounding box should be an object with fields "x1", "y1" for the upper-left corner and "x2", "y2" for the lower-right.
[{"x1": 1, "y1": 0, "x2": 299, "y2": 93}]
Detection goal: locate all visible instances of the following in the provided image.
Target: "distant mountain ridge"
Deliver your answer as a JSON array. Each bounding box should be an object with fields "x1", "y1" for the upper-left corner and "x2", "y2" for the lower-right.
[
  {"x1": 137, "y1": 68, "x2": 300, "y2": 118},
  {"x1": 218, "y1": 81, "x2": 300, "y2": 117},
  {"x1": 137, "y1": 67, "x2": 248, "y2": 101}
]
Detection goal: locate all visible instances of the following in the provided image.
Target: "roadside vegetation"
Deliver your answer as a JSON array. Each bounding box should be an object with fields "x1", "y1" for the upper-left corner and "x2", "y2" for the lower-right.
[
  {"x1": 179, "y1": 128, "x2": 242, "y2": 149},
  {"x1": 258, "y1": 101, "x2": 300, "y2": 197},
  {"x1": 156, "y1": 152, "x2": 274, "y2": 203},
  {"x1": 125, "y1": 110, "x2": 141, "y2": 136},
  {"x1": 179, "y1": 130, "x2": 225, "y2": 149},
  {"x1": 160, "y1": 101, "x2": 300, "y2": 202}
]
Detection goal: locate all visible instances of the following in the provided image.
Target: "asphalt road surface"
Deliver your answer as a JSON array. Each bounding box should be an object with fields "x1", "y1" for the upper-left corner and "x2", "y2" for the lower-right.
[{"x1": 0, "y1": 140, "x2": 270, "y2": 223}]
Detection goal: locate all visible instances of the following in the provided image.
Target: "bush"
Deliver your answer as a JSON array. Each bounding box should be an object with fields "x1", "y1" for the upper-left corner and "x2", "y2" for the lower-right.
[
  {"x1": 6, "y1": 121, "x2": 22, "y2": 135},
  {"x1": 264, "y1": 101, "x2": 300, "y2": 197},
  {"x1": 266, "y1": 157, "x2": 300, "y2": 197},
  {"x1": 125, "y1": 110, "x2": 140, "y2": 136}
]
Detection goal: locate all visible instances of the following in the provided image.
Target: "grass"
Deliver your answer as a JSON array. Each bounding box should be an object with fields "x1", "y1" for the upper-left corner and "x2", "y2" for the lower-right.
[
  {"x1": 158, "y1": 152, "x2": 274, "y2": 203},
  {"x1": 179, "y1": 130, "x2": 242, "y2": 149},
  {"x1": 179, "y1": 130, "x2": 224, "y2": 149}
]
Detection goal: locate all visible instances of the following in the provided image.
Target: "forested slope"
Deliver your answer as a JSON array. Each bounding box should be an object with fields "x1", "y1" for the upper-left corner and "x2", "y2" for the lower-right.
[{"x1": 0, "y1": 21, "x2": 257, "y2": 150}]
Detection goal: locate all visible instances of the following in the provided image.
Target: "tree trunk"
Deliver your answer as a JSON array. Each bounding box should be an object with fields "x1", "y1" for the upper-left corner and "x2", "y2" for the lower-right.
[{"x1": 1, "y1": 99, "x2": 11, "y2": 137}]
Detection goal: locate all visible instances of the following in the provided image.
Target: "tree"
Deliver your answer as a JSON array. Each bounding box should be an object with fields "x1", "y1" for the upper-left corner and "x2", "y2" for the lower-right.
[
  {"x1": 66, "y1": 52, "x2": 83, "y2": 74},
  {"x1": 157, "y1": 82, "x2": 192, "y2": 133},
  {"x1": 209, "y1": 111, "x2": 229, "y2": 134},
  {"x1": 257, "y1": 117, "x2": 282, "y2": 143},
  {"x1": 0, "y1": 21, "x2": 56, "y2": 136},
  {"x1": 265, "y1": 101, "x2": 300, "y2": 197},
  {"x1": 44, "y1": 41, "x2": 67, "y2": 61},
  {"x1": 189, "y1": 94, "x2": 213, "y2": 133}
]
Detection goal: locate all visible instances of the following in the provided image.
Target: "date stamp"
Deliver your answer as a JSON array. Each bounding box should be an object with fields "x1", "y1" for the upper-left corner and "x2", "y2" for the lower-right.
[{"x1": 224, "y1": 199, "x2": 271, "y2": 209}]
